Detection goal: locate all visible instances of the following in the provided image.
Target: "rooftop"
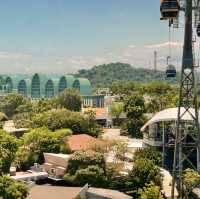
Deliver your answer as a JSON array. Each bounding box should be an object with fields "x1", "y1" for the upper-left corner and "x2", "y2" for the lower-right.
[
  {"x1": 27, "y1": 185, "x2": 133, "y2": 199},
  {"x1": 27, "y1": 185, "x2": 81, "y2": 199},
  {"x1": 82, "y1": 107, "x2": 108, "y2": 120},
  {"x1": 141, "y1": 107, "x2": 198, "y2": 132},
  {"x1": 87, "y1": 188, "x2": 132, "y2": 199},
  {"x1": 67, "y1": 134, "x2": 104, "y2": 152}
]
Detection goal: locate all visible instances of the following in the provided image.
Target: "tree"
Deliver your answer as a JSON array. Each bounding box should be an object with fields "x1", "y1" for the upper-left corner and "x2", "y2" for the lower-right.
[
  {"x1": 124, "y1": 94, "x2": 146, "y2": 138},
  {"x1": 16, "y1": 127, "x2": 70, "y2": 169},
  {"x1": 31, "y1": 98, "x2": 57, "y2": 114},
  {"x1": 144, "y1": 81, "x2": 178, "y2": 112},
  {"x1": 111, "y1": 81, "x2": 142, "y2": 99},
  {"x1": 138, "y1": 182, "x2": 164, "y2": 199},
  {"x1": 77, "y1": 62, "x2": 174, "y2": 87},
  {"x1": 67, "y1": 151, "x2": 106, "y2": 175},
  {"x1": 57, "y1": 88, "x2": 82, "y2": 111},
  {"x1": 84, "y1": 110, "x2": 102, "y2": 137},
  {"x1": 0, "y1": 130, "x2": 18, "y2": 174},
  {"x1": 0, "y1": 175, "x2": 28, "y2": 199},
  {"x1": 72, "y1": 165, "x2": 105, "y2": 186},
  {"x1": 0, "y1": 94, "x2": 30, "y2": 117},
  {"x1": 32, "y1": 108, "x2": 101, "y2": 136},
  {"x1": 110, "y1": 102, "x2": 124, "y2": 126},
  {"x1": 133, "y1": 147, "x2": 162, "y2": 166},
  {"x1": 124, "y1": 94, "x2": 146, "y2": 119},
  {"x1": 129, "y1": 158, "x2": 162, "y2": 190},
  {"x1": 64, "y1": 151, "x2": 106, "y2": 187},
  {"x1": 126, "y1": 118, "x2": 146, "y2": 138}
]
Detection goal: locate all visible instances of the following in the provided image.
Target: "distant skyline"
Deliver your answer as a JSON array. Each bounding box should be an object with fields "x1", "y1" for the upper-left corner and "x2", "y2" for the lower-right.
[{"x1": 0, "y1": 0, "x2": 193, "y2": 74}]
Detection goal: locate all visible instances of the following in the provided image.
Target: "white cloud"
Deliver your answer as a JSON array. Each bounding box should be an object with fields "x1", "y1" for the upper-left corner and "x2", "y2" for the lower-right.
[
  {"x1": 128, "y1": 44, "x2": 136, "y2": 49},
  {"x1": 0, "y1": 41, "x2": 185, "y2": 74},
  {"x1": 145, "y1": 42, "x2": 183, "y2": 49},
  {"x1": 0, "y1": 52, "x2": 32, "y2": 60}
]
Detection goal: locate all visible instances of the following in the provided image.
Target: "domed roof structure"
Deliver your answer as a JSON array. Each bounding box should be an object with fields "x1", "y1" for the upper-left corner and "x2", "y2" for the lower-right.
[{"x1": 141, "y1": 107, "x2": 199, "y2": 132}]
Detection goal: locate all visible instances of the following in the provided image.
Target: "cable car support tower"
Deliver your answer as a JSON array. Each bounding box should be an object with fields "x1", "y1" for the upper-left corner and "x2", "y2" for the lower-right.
[{"x1": 160, "y1": 0, "x2": 200, "y2": 198}]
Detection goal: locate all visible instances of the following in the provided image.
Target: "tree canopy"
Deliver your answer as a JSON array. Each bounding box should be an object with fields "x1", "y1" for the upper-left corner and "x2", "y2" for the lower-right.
[
  {"x1": 0, "y1": 130, "x2": 18, "y2": 174},
  {"x1": 16, "y1": 127, "x2": 71, "y2": 169},
  {"x1": 0, "y1": 176, "x2": 28, "y2": 199},
  {"x1": 57, "y1": 88, "x2": 82, "y2": 112},
  {"x1": 76, "y1": 62, "x2": 178, "y2": 87}
]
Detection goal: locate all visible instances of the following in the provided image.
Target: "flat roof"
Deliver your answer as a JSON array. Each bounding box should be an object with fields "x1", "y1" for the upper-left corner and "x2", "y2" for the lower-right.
[
  {"x1": 87, "y1": 188, "x2": 132, "y2": 199},
  {"x1": 27, "y1": 185, "x2": 81, "y2": 199}
]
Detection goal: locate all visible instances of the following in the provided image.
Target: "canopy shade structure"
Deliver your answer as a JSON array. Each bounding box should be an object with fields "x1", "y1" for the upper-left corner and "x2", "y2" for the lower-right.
[{"x1": 141, "y1": 107, "x2": 200, "y2": 132}]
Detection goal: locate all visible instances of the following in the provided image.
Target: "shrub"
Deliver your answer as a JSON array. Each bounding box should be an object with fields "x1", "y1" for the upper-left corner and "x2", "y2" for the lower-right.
[
  {"x1": 57, "y1": 88, "x2": 82, "y2": 112},
  {"x1": 0, "y1": 175, "x2": 28, "y2": 199},
  {"x1": 32, "y1": 108, "x2": 101, "y2": 137},
  {"x1": 0, "y1": 130, "x2": 18, "y2": 174},
  {"x1": 138, "y1": 182, "x2": 164, "y2": 199},
  {"x1": 67, "y1": 151, "x2": 106, "y2": 175},
  {"x1": 130, "y1": 158, "x2": 162, "y2": 189},
  {"x1": 73, "y1": 165, "x2": 105, "y2": 186},
  {"x1": 0, "y1": 94, "x2": 30, "y2": 118},
  {"x1": 133, "y1": 147, "x2": 162, "y2": 166},
  {"x1": 183, "y1": 168, "x2": 200, "y2": 198}
]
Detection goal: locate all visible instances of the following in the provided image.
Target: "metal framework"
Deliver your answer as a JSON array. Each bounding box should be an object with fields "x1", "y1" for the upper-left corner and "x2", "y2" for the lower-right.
[
  {"x1": 161, "y1": 0, "x2": 200, "y2": 198},
  {"x1": 171, "y1": 0, "x2": 200, "y2": 198}
]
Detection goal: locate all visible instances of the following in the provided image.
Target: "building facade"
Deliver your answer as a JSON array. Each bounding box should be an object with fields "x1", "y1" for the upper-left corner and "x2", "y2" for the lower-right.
[{"x1": 0, "y1": 74, "x2": 105, "y2": 107}]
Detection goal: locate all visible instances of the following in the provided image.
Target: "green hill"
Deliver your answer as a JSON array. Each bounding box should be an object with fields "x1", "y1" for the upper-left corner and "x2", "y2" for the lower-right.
[{"x1": 76, "y1": 62, "x2": 178, "y2": 87}]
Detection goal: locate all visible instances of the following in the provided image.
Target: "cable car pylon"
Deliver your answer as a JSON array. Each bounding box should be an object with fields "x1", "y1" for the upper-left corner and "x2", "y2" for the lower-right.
[{"x1": 160, "y1": 0, "x2": 200, "y2": 198}]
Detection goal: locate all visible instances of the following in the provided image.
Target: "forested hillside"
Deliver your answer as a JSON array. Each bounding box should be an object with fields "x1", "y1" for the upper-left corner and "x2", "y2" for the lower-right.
[{"x1": 76, "y1": 63, "x2": 178, "y2": 87}]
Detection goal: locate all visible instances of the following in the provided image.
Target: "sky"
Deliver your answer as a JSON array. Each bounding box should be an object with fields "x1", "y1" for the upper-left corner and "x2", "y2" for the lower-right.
[{"x1": 0, "y1": 0, "x2": 192, "y2": 74}]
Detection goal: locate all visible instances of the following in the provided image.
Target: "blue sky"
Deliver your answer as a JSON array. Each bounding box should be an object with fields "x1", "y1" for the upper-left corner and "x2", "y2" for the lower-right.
[{"x1": 0, "y1": 0, "x2": 185, "y2": 73}]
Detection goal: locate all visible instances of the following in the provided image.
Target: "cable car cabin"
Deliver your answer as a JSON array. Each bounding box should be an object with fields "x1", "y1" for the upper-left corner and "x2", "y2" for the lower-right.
[
  {"x1": 160, "y1": 0, "x2": 180, "y2": 20},
  {"x1": 197, "y1": 23, "x2": 200, "y2": 37},
  {"x1": 166, "y1": 65, "x2": 176, "y2": 78}
]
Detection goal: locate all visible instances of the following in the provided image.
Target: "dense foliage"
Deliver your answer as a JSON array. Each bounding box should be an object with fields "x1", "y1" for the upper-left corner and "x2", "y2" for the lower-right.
[
  {"x1": 138, "y1": 182, "x2": 164, "y2": 199},
  {"x1": 0, "y1": 94, "x2": 31, "y2": 118},
  {"x1": 133, "y1": 147, "x2": 162, "y2": 166},
  {"x1": 32, "y1": 108, "x2": 101, "y2": 136},
  {"x1": 0, "y1": 176, "x2": 28, "y2": 199},
  {"x1": 144, "y1": 81, "x2": 178, "y2": 113},
  {"x1": 111, "y1": 81, "x2": 143, "y2": 99},
  {"x1": 0, "y1": 131, "x2": 18, "y2": 174},
  {"x1": 76, "y1": 62, "x2": 178, "y2": 87},
  {"x1": 130, "y1": 158, "x2": 162, "y2": 190},
  {"x1": 110, "y1": 102, "x2": 124, "y2": 126},
  {"x1": 65, "y1": 165, "x2": 105, "y2": 187},
  {"x1": 15, "y1": 127, "x2": 71, "y2": 169},
  {"x1": 67, "y1": 151, "x2": 106, "y2": 175},
  {"x1": 64, "y1": 151, "x2": 106, "y2": 187},
  {"x1": 183, "y1": 168, "x2": 200, "y2": 198},
  {"x1": 124, "y1": 94, "x2": 146, "y2": 138},
  {"x1": 57, "y1": 88, "x2": 82, "y2": 111}
]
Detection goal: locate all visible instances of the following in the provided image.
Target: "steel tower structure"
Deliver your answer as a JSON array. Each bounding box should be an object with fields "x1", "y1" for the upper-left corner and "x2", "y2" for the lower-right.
[
  {"x1": 171, "y1": 0, "x2": 199, "y2": 196},
  {"x1": 160, "y1": 0, "x2": 200, "y2": 198}
]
